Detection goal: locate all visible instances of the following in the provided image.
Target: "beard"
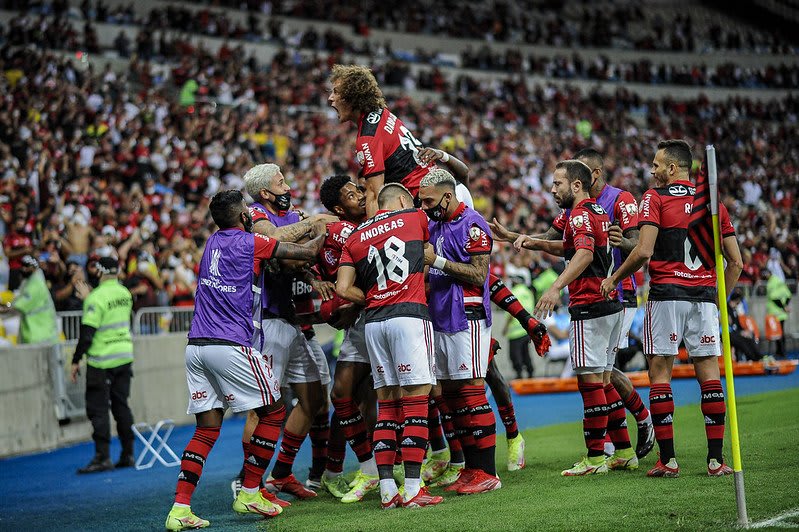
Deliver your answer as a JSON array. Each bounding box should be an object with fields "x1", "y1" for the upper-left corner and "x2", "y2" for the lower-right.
[{"x1": 556, "y1": 190, "x2": 574, "y2": 208}]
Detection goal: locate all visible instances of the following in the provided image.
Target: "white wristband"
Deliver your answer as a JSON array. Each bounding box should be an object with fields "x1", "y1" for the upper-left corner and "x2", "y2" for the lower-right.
[
  {"x1": 439, "y1": 151, "x2": 450, "y2": 163},
  {"x1": 433, "y1": 256, "x2": 447, "y2": 270}
]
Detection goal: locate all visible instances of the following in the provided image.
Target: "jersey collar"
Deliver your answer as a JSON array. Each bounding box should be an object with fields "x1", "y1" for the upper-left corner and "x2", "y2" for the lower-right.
[
  {"x1": 445, "y1": 201, "x2": 466, "y2": 222},
  {"x1": 574, "y1": 197, "x2": 594, "y2": 209}
]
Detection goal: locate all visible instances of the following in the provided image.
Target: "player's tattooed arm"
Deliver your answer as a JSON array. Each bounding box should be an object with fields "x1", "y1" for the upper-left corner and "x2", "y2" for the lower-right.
[
  {"x1": 438, "y1": 253, "x2": 490, "y2": 287},
  {"x1": 254, "y1": 215, "x2": 336, "y2": 243},
  {"x1": 273, "y1": 233, "x2": 325, "y2": 262},
  {"x1": 609, "y1": 225, "x2": 639, "y2": 255},
  {"x1": 538, "y1": 226, "x2": 564, "y2": 240},
  {"x1": 490, "y1": 219, "x2": 562, "y2": 244}
]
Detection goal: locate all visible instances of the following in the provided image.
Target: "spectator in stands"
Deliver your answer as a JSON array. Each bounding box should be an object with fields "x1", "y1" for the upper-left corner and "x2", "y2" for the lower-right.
[
  {"x1": 0, "y1": 255, "x2": 58, "y2": 344},
  {"x1": 53, "y1": 260, "x2": 92, "y2": 313},
  {"x1": 3, "y1": 217, "x2": 34, "y2": 291}
]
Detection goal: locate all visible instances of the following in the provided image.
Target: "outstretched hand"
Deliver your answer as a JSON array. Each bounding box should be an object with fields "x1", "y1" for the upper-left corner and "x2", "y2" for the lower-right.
[{"x1": 489, "y1": 218, "x2": 520, "y2": 243}]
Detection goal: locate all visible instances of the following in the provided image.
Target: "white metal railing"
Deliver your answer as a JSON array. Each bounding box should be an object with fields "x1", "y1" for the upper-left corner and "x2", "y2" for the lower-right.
[
  {"x1": 58, "y1": 310, "x2": 84, "y2": 342},
  {"x1": 132, "y1": 306, "x2": 195, "y2": 335},
  {"x1": 57, "y1": 305, "x2": 195, "y2": 338}
]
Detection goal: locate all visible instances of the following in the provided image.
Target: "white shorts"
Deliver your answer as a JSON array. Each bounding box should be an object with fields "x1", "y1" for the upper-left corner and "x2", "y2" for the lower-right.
[
  {"x1": 307, "y1": 336, "x2": 331, "y2": 386},
  {"x1": 185, "y1": 344, "x2": 281, "y2": 414},
  {"x1": 570, "y1": 311, "x2": 623, "y2": 374},
  {"x1": 642, "y1": 300, "x2": 720, "y2": 357},
  {"x1": 434, "y1": 319, "x2": 491, "y2": 380},
  {"x1": 260, "y1": 318, "x2": 322, "y2": 386},
  {"x1": 365, "y1": 317, "x2": 435, "y2": 389},
  {"x1": 618, "y1": 306, "x2": 637, "y2": 349},
  {"x1": 338, "y1": 312, "x2": 370, "y2": 365}
]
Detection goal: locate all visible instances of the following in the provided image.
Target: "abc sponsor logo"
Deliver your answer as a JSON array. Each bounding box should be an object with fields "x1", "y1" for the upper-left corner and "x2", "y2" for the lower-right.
[
  {"x1": 700, "y1": 335, "x2": 716, "y2": 344},
  {"x1": 376, "y1": 365, "x2": 385, "y2": 374},
  {"x1": 669, "y1": 333, "x2": 678, "y2": 342},
  {"x1": 191, "y1": 390, "x2": 208, "y2": 401},
  {"x1": 397, "y1": 363, "x2": 412, "y2": 373},
  {"x1": 224, "y1": 394, "x2": 235, "y2": 402}
]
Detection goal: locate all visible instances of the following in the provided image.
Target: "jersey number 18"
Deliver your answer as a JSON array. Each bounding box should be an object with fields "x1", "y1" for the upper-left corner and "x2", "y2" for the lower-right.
[{"x1": 368, "y1": 236, "x2": 410, "y2": 290}]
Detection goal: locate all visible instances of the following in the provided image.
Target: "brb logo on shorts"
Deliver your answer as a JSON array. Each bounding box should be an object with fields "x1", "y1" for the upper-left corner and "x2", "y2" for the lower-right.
[
  {"x1": 700, "y1": 335, "x2": 716, "y2": 344},
  {"x1": 397, "y1": 363, "x2": 412, "y2": 373},
  {"x1": 191, "y1": 390, "x2": 208, "y2": 401}
]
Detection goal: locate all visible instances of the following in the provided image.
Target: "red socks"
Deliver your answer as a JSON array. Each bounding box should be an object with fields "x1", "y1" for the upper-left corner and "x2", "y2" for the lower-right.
[
  {"x1": 578, "y1": 382, "x2": 608, "y2": 458},
  {"x1": 650, "y1": 383, "x2": 675, "y2": 462},
  {"x1": 174, "y1": 426, "x2": 220, "y2": 505},
  {"x1": 604, "y1": 383, "x2": 631, "y2": 450},
  {"x1": 243, "y1": 405, "x2": 286, "y2": 489}
]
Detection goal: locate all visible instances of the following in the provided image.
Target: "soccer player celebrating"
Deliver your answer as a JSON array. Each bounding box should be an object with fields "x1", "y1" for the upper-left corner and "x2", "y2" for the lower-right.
[
  {"x1": 239, "y1": 163, "x2": 335, "y2": 499},
  {"x1": 315, "y1": 174, "x2": 381, "y2": 503},
  {"x1": 514, "y1": 160, "x2": 632, "y2": 476},
  {"x1": 419, "y1": 169, "x2": 501, "y2": 494},
  {"x1": 336, "y1": 183, "x2": 442, "y2": 509},
  {"x1": 328, "y1": 64, "x2": 432, "y2": 217},
  {"x1": 492, "y1": 148, "x2": 655, "y2": 460},
  {"x1": 164, "y1": 190, "x2": 322, "y2": 531},
  {"x1": 600, "y1": 140, "x2": 743, "y2": 477}
]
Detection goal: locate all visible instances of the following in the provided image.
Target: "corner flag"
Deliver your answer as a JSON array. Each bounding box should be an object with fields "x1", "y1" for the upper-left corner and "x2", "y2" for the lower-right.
[{"x1": 706, "y1": 145, "x2": 748, "y2": 526}]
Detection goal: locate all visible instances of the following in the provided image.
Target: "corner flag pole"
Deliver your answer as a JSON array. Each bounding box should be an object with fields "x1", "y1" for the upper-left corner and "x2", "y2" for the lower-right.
[{"x1": 706, "y1": 145, "x2": 748, "y2": 526}]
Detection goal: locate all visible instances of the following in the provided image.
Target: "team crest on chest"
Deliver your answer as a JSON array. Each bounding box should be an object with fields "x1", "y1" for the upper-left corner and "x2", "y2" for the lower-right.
[
  {"x1": 469, "y1": 226, "x2": 482, "y2": 240},
  {"x1": 366, "y1": 112, "x2": 381, "y2": 124}
]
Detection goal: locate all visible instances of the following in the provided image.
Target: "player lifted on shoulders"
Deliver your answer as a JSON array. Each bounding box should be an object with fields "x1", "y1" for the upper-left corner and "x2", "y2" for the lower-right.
[
  {"x1": 164, "y1": 190, "x2": 322, "y2": 531},
  {"x1": 336, "y1": 184, "x2": 443, "y2": 509},
  {"x1": 512, "y1": 160, "x2": 635, "y2": 476},
  {"x1": 492, "y1": 148, "x2": 655, "y2": 460},
  {"x1": 329, "y1": 64, "x2": 433, "y2": 217},
  {"x1": 600, "y1": 140, "x2": 743, "y2": 477}
]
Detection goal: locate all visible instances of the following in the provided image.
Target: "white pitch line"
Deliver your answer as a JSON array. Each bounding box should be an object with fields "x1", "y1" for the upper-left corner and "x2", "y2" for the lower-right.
[{"x1": 749, "y1": 508, "x2": 799, "y2": 529}]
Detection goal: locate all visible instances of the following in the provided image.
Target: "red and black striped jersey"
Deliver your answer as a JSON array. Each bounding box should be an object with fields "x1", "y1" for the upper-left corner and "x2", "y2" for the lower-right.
[
  {"x1": 317, "y1": 220, "x2": 357, "y2": 282},
  {"x1": 553, "y1": 186, "x2": 640, "y2": 297},
  {"x1": 563, "y1": 199, "x2": 622, "y2": 320},
  {"x1": 638, "y1": 180, "x2": 735, "y2": 302},
  {"x1": 356, "y1": 108, "x2": 432, "y2": 197},
  {"x1": 340, "y1": 208, "x2": 429, "y2": 322}
]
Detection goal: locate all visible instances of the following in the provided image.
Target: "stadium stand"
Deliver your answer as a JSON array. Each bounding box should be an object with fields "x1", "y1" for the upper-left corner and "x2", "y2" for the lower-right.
[{"x1": 0, "y1": 0, "x2": 796, "y2": 321}]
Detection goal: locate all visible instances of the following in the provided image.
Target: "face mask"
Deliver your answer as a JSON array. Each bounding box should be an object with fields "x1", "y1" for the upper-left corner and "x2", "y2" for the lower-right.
[
  {"x1": 423, "y1": 194, "x2": 450, "y2": 221},
  {"x1": 268, "y1": 190, "x2": 291, "y2": 211},
  {"x1": 242, "y1": 212, "x2": 254, "y2": 233}
]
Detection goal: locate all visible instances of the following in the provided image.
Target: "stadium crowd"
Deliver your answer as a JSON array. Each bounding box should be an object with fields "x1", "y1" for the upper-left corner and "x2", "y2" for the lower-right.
[
  {"x1": 128, "y1": 0, "x2": 796, "y2": 55},
  {"x1": 0, "y1": 15, "x2": 797, "y2": 313},
  {"x1": 4, "y1": 6, "x2": 799, "y2": 91}
]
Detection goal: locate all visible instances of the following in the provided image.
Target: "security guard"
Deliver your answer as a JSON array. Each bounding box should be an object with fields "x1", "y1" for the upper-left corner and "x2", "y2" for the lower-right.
[
  {"x1": 0, "y1": 255, "x2": 58, "y2": 344},
  {"x1": 71, "y1": 257, "x2": 135, "y2": 474}
]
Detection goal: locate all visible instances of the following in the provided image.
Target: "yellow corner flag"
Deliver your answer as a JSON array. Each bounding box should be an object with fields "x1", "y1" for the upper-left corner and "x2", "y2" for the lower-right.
[{"x1": 706, "y1": 145, "x2": 748, "y2": 526}]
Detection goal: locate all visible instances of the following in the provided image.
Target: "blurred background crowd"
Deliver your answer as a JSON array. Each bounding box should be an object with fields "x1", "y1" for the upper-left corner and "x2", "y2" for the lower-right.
[{"x1": 0, "y1": 0, "x2": 795, "y2": 327}]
